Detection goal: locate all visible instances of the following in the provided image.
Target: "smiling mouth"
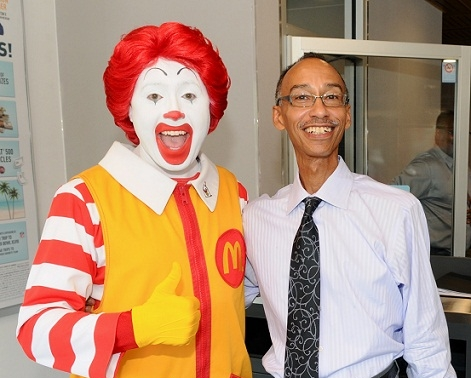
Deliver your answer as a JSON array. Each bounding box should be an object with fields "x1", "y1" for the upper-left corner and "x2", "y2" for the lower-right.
[
  {"x1": 305, "y1": 126, "x2": 333, "y2": 134},
  {"x1": 159, "y1": 130, "x2": 189, "y2": 149}
]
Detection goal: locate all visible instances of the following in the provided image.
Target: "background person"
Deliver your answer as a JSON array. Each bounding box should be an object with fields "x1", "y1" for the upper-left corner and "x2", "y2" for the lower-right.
[
  {"x1": 243, "y1": 52, "x2": 455, "y2": 378},
  {"x1": 392, "y1": 110, "x2": 471, "y2": 256},
  {"x1": 16, "y1": 23, "x2": 251, "y2": 378}
]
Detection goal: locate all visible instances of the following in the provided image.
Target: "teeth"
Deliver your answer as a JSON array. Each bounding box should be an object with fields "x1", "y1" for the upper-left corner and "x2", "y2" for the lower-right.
[
  {"x1": 305, "y1": 126, "x2": 332, "y2": 134},
  {"x1": 161, "y1": 130, "x2": 187, "y2": 136}
]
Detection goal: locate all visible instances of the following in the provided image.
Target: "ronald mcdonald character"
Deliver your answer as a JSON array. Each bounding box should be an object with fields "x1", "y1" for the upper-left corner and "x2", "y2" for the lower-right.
[{"x1": 16, "y1": 23, "x2": 251, "y2": 378}]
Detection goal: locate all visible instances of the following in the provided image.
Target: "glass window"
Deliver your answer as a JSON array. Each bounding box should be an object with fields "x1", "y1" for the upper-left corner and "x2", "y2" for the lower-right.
[{"x1": 285, "y1": 0, "x2": 344, "y2": 38}]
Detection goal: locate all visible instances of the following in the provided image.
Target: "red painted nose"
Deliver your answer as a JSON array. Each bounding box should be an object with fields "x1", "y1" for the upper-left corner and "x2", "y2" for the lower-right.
[{"x1": 164, "y1": 110, "x2": 185, "y2": 121}]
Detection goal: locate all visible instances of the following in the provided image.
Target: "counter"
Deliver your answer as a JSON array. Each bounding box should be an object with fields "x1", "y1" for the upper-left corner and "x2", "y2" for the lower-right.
[{"x1": 440, "y1": 296, "x2": 471, "y2": 378}]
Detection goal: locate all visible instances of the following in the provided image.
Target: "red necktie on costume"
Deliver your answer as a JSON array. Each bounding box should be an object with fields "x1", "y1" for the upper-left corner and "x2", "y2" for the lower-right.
[{"x1": 285, "y1": 197, "x2": 322, "y2": 378}]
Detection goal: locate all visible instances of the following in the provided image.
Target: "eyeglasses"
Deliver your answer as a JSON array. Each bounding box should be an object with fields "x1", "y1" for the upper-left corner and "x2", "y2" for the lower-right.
[{"x1": 276, "y1": 91, "x2": 349, "y2": 108}]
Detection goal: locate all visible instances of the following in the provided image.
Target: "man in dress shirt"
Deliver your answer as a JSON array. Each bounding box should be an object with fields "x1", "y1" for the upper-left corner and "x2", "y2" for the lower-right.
[
  {"x1": 392, "y1": 110, "x2": 471, "y2": 256},
  {"x1": 243, "y1": 52, "x2": 455, "y2": 377}
]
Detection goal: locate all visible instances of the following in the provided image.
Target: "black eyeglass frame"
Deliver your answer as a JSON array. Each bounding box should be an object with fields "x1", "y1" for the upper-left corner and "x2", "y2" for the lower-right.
[{"x1": 275, "y1": 92, "x2": 350, "y2": 107}]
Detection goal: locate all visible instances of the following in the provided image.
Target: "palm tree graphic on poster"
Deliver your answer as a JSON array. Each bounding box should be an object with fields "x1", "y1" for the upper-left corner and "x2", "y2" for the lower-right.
[{"x1": 0, "y1": 181, "x2": 22, "y2": 220}]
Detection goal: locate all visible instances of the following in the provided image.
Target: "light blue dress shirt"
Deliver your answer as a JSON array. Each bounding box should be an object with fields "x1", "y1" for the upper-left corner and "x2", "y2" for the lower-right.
[{"x1": 243, "y1": 157, "x2": 455, "y2": 378}]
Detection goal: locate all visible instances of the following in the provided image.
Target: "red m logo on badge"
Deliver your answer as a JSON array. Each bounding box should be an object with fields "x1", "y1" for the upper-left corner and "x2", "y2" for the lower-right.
[{"x1": 215, "y1": 229, "x2": 246, "y2": 288}]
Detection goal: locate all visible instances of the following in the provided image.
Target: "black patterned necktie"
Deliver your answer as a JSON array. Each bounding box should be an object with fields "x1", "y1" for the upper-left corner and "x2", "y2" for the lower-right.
[{"x1": 285, "y1": 197, "x2": 322, "y2": 378}]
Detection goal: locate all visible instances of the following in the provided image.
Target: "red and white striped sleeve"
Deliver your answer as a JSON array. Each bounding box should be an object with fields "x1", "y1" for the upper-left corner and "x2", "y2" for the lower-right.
[
  {"x1": 16, "y1": 178, "x2": 122, "y2": 378},
  {"x1": 238, "y1": 182, "x2": 248, "y2": 212}
]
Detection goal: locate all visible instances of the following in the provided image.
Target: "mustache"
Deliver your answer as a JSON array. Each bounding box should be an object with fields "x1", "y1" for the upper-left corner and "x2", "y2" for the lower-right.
[{"x1": 299, "y1": 117, "x2": 339, "y2": 128}]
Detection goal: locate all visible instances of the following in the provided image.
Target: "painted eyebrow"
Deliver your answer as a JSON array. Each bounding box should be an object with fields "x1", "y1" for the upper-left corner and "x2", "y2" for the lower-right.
[
  {"x1": 143, "y1": 66, "x2": 198, "y2": 80},
  {"x1": 144, "y1": 67, "x2": 167, "y2": 79},
  {"x1": 177, "y1": 66, "x2": 198, "y2": 79}
]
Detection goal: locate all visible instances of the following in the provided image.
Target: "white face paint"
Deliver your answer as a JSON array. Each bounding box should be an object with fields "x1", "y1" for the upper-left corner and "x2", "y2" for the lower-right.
[{"x1": 129, "y1": 59, "x2": 211, "y2": 172}]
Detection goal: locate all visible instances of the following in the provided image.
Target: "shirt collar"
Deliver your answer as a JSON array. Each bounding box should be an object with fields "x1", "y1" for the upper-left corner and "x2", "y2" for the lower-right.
[
  {"x1": 432, "y1": 145, "x2": 453, "y2": 170},
  {"x1": 98, "y1": 142, "x2": 220, "y2": 215},
  {"x1": 287, "y1": 156, "x2": 353, "y2": 214}
]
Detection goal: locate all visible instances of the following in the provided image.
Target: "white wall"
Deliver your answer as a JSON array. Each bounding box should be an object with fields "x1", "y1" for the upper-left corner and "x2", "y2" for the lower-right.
[{"x1": 4, "y1": 0, "x2": 280, "y2": 377}]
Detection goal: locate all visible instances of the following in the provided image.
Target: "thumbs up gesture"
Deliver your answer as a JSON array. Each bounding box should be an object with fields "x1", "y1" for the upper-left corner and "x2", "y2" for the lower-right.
[{"x1": 131, "y1": 262, "x2": 201, "y2": 347}]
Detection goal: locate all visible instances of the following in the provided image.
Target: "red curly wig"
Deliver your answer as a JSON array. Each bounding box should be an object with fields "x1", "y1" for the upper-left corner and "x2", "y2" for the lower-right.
[{"x1": 103, "y1": 22, "x2": 231, "y2": 144}]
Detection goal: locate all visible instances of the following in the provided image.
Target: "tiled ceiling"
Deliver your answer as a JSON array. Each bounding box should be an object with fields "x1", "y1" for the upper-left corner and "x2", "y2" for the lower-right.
[{"x1": 424, "y1": 0, "x2": 471, "y2": 45}]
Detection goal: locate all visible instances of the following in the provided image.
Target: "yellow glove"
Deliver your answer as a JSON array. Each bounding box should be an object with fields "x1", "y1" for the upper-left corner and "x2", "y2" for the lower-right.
[{"x1": 131, "y1": 262, "x2": 201, "y2": 347}]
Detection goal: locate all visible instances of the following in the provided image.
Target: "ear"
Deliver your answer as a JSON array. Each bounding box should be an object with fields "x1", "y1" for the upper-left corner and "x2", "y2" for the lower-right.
[
  {"x1": 273, "y1": 105, "x2": 286, "y2": 131},
  {"x1": 344, "y1": 104, "x2": 352, "y2": 131}
]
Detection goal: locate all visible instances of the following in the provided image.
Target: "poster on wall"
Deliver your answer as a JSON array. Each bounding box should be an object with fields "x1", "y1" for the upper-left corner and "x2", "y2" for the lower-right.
[{"x1": 0, "y1": 0, "x2": 39, "y2": 313}]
